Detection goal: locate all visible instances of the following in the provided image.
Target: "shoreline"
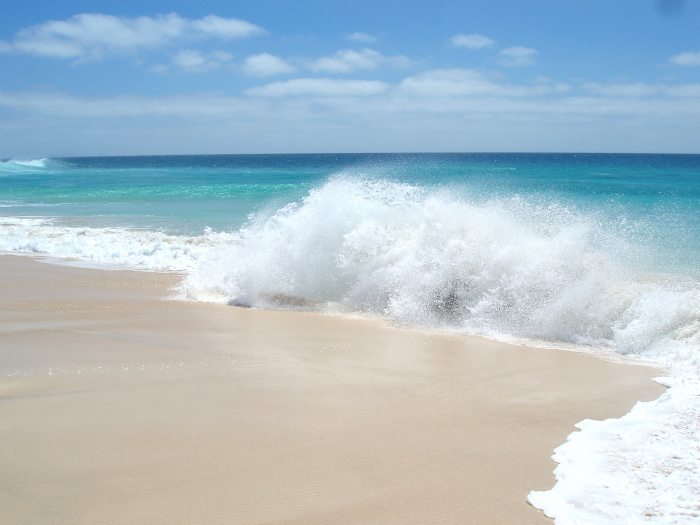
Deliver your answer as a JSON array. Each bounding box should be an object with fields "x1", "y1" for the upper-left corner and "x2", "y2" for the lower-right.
[
  {"x1": 0, "y1": 255, "x2": 665, "y2": 524},
  {"x1": 18, "y1": 253, "x2": 667, "y2": 370}
]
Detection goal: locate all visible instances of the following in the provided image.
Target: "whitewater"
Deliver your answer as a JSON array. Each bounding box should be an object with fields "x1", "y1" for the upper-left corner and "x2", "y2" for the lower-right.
[{"x1": 0, "y1": 154, "x2": 698, "y2": 524}]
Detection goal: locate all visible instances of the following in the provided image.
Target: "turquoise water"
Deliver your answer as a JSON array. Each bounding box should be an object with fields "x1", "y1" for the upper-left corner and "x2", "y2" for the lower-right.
[{"x1": 1, "y1": 153, "x2": 699, "y2": 272}]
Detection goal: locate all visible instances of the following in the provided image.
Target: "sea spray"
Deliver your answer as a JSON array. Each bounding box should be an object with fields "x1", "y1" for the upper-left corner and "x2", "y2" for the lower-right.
[{"x1": 185, "y1": 177, "x2": 700, "y2": 371}]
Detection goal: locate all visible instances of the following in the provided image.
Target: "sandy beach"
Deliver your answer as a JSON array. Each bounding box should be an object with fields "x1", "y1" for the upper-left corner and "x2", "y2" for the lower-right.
[{"x1": 0, "y1": 255, "x2": 664, "y2": 525}]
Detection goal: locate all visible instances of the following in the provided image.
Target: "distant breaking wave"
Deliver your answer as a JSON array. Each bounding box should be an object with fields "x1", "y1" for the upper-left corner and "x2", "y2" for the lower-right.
[{"x1": 0, "y1": 158, "x2": 66, "y2": 173}]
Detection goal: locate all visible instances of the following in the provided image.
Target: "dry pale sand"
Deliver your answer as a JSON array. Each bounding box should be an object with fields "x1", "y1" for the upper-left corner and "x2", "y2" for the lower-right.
[{"x1": 0, "y1": 255, "x2": 664, "y2": 525}]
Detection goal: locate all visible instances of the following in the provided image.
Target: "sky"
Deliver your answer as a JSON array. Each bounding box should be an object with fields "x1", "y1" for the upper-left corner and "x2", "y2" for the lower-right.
[{"x1": 1, "y1": 0, "x2": 699, "y2": 156}]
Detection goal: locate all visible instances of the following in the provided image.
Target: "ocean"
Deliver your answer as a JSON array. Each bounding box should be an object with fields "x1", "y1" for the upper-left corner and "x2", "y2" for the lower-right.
[{"x1": 1, "y1": 153, "x2": 699, "y2": 522}]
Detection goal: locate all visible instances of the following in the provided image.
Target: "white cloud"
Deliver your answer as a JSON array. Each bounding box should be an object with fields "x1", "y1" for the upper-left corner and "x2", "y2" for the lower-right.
[
  {"x1": 670, "y1": 51, "x2": 700, "y2": 66},
  {"x1": 3, "y1": 77, "x2": 699, "y2": 121},
  {"x1": 0, "y1": 91, "x2": 251, "y2": 118},
  {"x1": 166, "y1": 49, "x2": 233, "y2": 72},
  {"x1": 583, "y1": 83, "x2": 658, "y2": 98},
  {"x1": 449, "y1": 33, "x2": 494, "y2": 49},
  {"x1": 347, "y1": 32, "x2": 376, "y2": 43},
  {"x1": 0, "y1": 40, "x2": 13, "y2": 53},
  {"x1": 584, "y1": 82, "x2": 700, "y2": 98},
  {"x1": 307, "y1": 48, "x2": 410, "y2": 73},
  {"x1": 190, "y1": 15, "x2": 264, "y2": 40},
  {"x1": 243, "y1": 53, "x2": 295, "y2": 77},
  {"x1": 399, "y1": 69, "x2": 499, "y2": 96},
  {"x1": 6, "y1": 13, "x2": 263, "y2": 60},
  {"x1": 150, "y1": 63, "x2": 170, "y2": 74},
  {"x1": 498, "y1": 46, "x2": 538, "y2": 67},
  {"x1": 399, "y1": 69, "x2": 569, "y2": 97},
  {"x1": 664, "y1": 84, "x2": 700, "y2": 97},
  {"x1": 246, "y1": 78, "x2": 390, "y2": 97}
]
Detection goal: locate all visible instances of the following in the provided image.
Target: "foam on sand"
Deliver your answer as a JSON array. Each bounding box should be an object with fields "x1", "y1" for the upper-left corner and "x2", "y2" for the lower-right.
[
  {"x1": 528, "y1": 377, "x2": 699, "y2": 525},
  {"x1": 0, "y1": 216, "x2": 238, "y2": 271}
]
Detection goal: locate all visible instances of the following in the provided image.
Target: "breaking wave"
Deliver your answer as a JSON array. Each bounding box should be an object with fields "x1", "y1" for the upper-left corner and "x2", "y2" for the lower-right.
[
  {"x1": 0, "y1": 158, "x2": 66, "y2": 173},
  {"x1": 184, "y1": 177, "x2": 699, "y2": 371}
]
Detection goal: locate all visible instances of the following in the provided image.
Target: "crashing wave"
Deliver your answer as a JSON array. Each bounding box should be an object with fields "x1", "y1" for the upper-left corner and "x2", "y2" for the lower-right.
[
  {"x1": 0, "y1": 158, "x2": 65, "y2": 173},
  {"x1": 183, "y1": 176, "x2": 699, "y2": 371}
]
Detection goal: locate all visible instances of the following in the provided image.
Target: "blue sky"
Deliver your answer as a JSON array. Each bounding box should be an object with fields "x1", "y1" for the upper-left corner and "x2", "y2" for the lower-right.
[{"x1": 1, "y1": 0, "x2": 699, "y2": 156}]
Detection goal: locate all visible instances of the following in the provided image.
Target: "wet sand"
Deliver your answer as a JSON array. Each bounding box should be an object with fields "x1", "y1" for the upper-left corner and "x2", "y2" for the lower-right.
[{"x1": 0, "y1": 255, "x2": 664, "y2": 524}]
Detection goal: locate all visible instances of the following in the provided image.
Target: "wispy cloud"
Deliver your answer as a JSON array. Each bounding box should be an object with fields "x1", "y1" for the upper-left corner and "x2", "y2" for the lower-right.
[
  {"x1": 346, "y1": 32, "x2": 377, "y2": 43},
  {"x1": 3, "y1": 73, "x2": 700, "y2": 154},
  {"x1": 583, "y1": 82, "x2": 657, "y2": 97},
  {"x1": 0, "y1": 91, "x2": 251, "y2": 117},
  {"x1": 190, "y1": 15, "x2": 264, "y2": 40},
  {"x1": 498, "y1": 46, "x2": 538, "y2": 67},
  {"x1": 3, "y1": 77, "x2": 699, "y2": 118},
  {"x1": 246, "y1": 78, "x2": 390, "y2": 97},
  {"x1": 449, "y1": 33, "x2": 494, "y2": 49},
  {"x1": 4, "y1": 13, "x2": 264, "y2": 60},
  {"x1": 583, "y1": 82, "x2": 700, "y2": 98},
  {"x1": 669, "y1": 51, "x2": 700, "y2": 66},
  {"x1": 154, "y1": 49, "x2": 234, "y2": 73},
  {"x1": 9, "y1": 72, "x2": 699, "y2": 120},
  {"x1": 243, "y1": 53, "x2": 295, "y2": 77},
  {"x1": 400, "y1": 69, "x2": 568, "y2": 97},
  {"x1": 307, "y1": 48, "x2": 410, "y2": 73}
]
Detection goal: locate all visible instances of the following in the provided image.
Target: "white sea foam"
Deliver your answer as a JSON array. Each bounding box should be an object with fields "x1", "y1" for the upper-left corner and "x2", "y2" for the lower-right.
[
  {"x1": 528, "y1": 377, "x2": 700, "y2": 525},
  {"x1": 0, "y1": 201, "x2": 65, "y2": 208},
  {"x1": 0, "y1": 157, "x2": 64, "y2": 173},
  {"x1": 0, "y1": 175, "x2": 698, "y2": 524},
  {"x1": 0, "y1": 216, "x2": 238, "y2": 271},
  {"x1": 12, "y1": 158, "x2": 50, "y2": 168}
]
